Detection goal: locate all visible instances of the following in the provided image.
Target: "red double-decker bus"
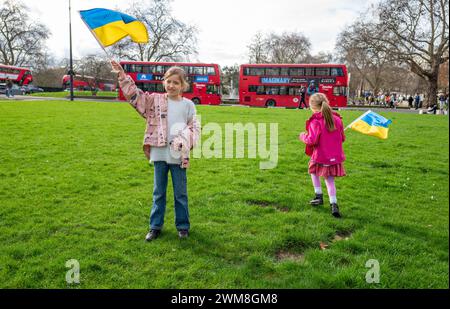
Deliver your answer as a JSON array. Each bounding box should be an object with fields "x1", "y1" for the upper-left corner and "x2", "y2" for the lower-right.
[
  {"x1": 62, "y1": 74, "x2": 117, "y2": 91},
  {"x1": 239, "y1": 64, "x2": 348, "y2": 108},
  {"x1": 118, "y1": 61, "x2": 221, "y2": 105},
  {"x1": 0, "y1": 64, "x2": 33, "y2": 85}
]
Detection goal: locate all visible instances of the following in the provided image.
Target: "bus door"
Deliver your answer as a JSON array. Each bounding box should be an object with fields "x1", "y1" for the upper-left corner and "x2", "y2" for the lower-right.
[
  {"x1": 320, "y1": 84, "x2": 336, "y2": 106},
  {"x1": 194, "y1": 83, "x2": 206, "y2": 104},
  {"x1": 206, "y1": 84, "x2": 220, "y2": 104}
]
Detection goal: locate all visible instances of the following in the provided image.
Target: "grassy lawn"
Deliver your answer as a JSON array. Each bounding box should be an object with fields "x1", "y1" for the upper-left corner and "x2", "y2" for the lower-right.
[
  {"x1": 0, "y1": 100, "x2": 448, "y2": 288},
  {"x1": 29, "y1": 91, "x2": 118, "y2": 98}
]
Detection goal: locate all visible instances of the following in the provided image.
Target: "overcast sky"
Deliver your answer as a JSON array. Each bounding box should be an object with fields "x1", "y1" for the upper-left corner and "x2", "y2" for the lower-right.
[{"x1": 25, "y1": 0, "x2": 378, "y2": 66}]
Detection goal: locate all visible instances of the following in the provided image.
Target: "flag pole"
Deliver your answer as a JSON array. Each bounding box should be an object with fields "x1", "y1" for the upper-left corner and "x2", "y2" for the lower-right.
[{"x1": 344, "y1": 109, "x2": 372, "y2": 131}]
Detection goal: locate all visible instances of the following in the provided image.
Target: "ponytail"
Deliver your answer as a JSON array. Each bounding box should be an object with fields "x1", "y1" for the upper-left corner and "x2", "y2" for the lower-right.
[
  {"x1": 310, "y1": 93, "x2": 335, "y2": 131},
  {"x1": 321, "y1": 101, "x2": 336, "y2": 131}
]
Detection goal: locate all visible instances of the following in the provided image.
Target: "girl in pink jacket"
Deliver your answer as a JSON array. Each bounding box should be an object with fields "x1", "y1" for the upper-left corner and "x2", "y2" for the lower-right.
[
  {"x1": 299, "y1": 93, "x2": 346, "y2": 218},
  {"x1": 111, "y1": 61, "x2": 200, "y2": 241}
]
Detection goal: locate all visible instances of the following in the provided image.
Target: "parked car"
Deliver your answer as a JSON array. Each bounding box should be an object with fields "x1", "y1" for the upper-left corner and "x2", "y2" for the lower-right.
[
  {"x1": 0, "y1": 84, "x2": 25, "y2": 96},
  {"x1": 22, "y1": 84, "x2": 44, "y2": 94}
]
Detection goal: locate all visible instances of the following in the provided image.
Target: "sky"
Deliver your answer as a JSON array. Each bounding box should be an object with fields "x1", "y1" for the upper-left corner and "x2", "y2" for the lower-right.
[{"x1": 24, "y1": 0, "x2": 379, "y2": 67}]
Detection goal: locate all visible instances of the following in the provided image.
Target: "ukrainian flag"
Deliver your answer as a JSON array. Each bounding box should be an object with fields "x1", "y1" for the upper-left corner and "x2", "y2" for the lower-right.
[
  {"x1": 79, "y1": 8, "x2": 148, "y2": 47},
  {"x1": 347, "y1": 110, "x2": 392, "y2": 139}
]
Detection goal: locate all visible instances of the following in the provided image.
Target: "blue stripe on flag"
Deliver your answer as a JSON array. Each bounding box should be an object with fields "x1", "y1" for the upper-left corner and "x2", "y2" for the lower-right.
[
  {"x1": 80, "y1": 8, "x2": 137, "y2": 30},
  {"x1": 360, "y1": 112, "x2": 392, "y2": 128}
]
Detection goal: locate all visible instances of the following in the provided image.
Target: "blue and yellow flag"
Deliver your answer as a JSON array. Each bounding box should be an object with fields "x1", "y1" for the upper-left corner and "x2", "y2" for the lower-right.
[
  {"x1": 347, "y1": 110, "x2": 392, "y2": 139},
  {"x1": 79, "y1": 8, "x2": 148, "y2": 47}
]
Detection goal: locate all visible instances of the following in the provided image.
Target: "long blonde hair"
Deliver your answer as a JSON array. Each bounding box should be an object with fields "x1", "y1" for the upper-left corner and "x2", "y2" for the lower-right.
[{"x1": 309, "y1": 93, "x2": 335, "y2": 131}]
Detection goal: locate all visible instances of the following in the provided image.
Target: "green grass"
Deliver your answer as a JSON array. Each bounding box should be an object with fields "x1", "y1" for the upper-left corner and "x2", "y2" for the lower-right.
[
  {"x1": 30, "y1": 91, "x2": 118, "y2": 98},
  {"x1": 0, "y1": 100, "x2": 448, "y2": 288}
]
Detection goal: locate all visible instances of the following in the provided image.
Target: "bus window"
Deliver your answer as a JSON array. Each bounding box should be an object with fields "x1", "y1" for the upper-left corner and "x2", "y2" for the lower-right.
[
  {"x1": 248, "y1": 85, "x2": 257, "y2": 92},
  {"x1": 289, "y1": 68, "x2": 304, "y2": 76},
  {"x1": 288, "y1": 87, "x2": 300, "y2": 96},
  {"x1": 206, "y1": 66, "x2": 216, "y2": 75},
  {"x1": 331, "y1": 68, "x2": 344, "y2": 76},
  {"x1": 315, "y1": 67, "x2": 330, "y2": 76},
  {"x1": 156, "y1": 83, "x2": 164, "y2": 92},
  {"x1": 266, "y1": 86, "x2": 279, "y2": 95},
  {"x1": 256, "y1": 85, "x2": 265, "y2": 95},
  {"x1": 266, "y1": 67, "x2": 280, "y2": 76},
  {"x1": 207, "y1": 84, "x2": 218, "y2": 94},
  {"x1": 279, "y1": 86, "x2": 287, "y2": 95},
  {"x1": 249, "y1": 68, "x2": 265, "y2": 76},
  {"x1": 142, "y1": 65, "x2": 151, "y2": 74},
  {"x1": 280, "y1": 68, "x2": 289, "y2": 76},
  {"x1": 305, "y1": 67, "x2": 314, "y2": 76},
  {"x1": 333, "y1": 86, "x2": 347, "y2": 96},
  {"x1": 192, "y1": 66, "x2": 204, "y2": 75},
  {"x1": 155, "y1": 65, "x2": 165, "y2": 74}
]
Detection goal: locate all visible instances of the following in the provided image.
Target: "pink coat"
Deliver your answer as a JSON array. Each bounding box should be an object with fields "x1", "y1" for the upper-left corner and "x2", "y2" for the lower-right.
[
  {"x1": 299, "y1": 112, "x2": 346, "y2": 165},
  {"x1": 118, "y1": 73, "x2": 200, "y2": 168}
]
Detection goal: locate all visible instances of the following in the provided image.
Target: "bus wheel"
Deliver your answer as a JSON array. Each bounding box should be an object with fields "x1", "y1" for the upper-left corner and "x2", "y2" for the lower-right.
[
  {"x1": 192, "y1": 98, "x2": 201, "y2": 105},
  {"x1": 266, "y1": 99, "x2": 276, "y2": 107}
]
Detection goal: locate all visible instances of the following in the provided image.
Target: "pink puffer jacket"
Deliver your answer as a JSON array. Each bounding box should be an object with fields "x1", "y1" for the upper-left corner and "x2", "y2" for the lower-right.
[{"x1": 299, "y1": 112, "x2": 346, "y2": 165}]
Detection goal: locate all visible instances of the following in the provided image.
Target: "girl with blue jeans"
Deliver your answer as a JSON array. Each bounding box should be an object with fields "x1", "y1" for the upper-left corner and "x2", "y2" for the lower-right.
[{"x1": 111, "y1": 61, "x2": 200, "y2": 241}]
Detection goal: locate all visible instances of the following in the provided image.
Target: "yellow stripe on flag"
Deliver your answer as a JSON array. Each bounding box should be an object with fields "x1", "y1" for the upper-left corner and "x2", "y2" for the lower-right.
[
  {"x1": 93, "y1": 20, "x2": 148, "y2": 47},
  {"x1": 350, "y1": 119, "x2": 390, "y2": 139}
]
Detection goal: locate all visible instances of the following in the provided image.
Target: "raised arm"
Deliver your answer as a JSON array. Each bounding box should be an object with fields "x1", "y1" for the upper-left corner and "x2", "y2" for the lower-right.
[{"x1": 111, "y1": 60, "x2": 153, "y2": 118}]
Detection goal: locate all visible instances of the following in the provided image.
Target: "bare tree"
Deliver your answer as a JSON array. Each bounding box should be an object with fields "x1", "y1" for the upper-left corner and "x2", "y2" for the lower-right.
[
  {"x1": 305, "y1": 51, "x2": 333, "y2": 64},
  {"x1": 110, "y1": 0, "x2": 198, "y2": 62},
  {"x1": 266, "y1": 32, "x2": 311, "y2": 63},
  {"x1": 247, "y1": 32, "x2": 269, "y2": 63},
  {"x1": 335, "y1": 20, "x2": 396, "y2": 96},
  {"x1": 370, "y1": 0, "x2": 449, "y2": 106},
  {"x1": 78, "y1": 55, "x2": 116, "y2": 93},
  {"x1": 33, "y1": 67, "x2": 66, "y2": 88},
  {"x1": 247, "y1": 31, "x2": 311, "y2": 64},
  {"x1": 0, "y1": 0, "x2": 50, "y2": 68}
]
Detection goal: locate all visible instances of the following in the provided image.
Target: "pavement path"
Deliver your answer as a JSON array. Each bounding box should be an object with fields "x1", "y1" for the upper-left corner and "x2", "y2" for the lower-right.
[{"x1": 2, "y1": 95, "x2": 447, "y2": 115}]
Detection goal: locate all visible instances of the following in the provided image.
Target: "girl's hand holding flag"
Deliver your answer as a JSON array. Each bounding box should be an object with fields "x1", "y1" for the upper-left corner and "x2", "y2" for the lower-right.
[{"x1": 110, "y1": 60, "x2": 125, "y2": 75}]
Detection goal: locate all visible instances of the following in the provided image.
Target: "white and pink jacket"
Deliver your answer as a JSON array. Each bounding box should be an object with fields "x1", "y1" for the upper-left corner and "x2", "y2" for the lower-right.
[{"x1": 118, "y1": 73, "x2": 201, "y2": 168}]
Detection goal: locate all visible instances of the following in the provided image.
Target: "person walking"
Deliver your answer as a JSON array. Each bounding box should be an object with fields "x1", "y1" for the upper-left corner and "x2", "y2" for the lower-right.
[
  {"x1": 5, "y1": 77, "x2": 14, "y2": 98},
  {"x1": 299, "y1": 93, "x2": 346, "y2": 218},
  {"x1": 299, "y1": 86, "x2": 307, "y2": 109}
]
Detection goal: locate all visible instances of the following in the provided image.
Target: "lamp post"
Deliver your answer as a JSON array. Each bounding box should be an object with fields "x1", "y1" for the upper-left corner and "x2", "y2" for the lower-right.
[{"x1": 69, "y1": 0, "x2": 74, "y2": 101}]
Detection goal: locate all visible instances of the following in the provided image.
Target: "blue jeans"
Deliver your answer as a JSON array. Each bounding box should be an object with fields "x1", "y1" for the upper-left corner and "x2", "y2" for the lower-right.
[{"x1": 150, "y1": 161, "x2": 190, "y2": 231}]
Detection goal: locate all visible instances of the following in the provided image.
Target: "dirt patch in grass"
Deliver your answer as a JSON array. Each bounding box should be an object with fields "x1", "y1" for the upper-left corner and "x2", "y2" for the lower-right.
[
  {"x1": 246, "y1": 199, "x2": 289, "y2": 212},
  {"x1": 275, "y1": 250, "x2": 305, "y2": 262},
  {"x1": 333, "y1": 230, "x2": 353, "y2": 242}
]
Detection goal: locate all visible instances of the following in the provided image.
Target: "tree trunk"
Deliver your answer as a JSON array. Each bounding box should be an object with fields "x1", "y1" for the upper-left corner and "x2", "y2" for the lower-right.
[{"x1": 426, "y1": 74, "x2": 439, "y2": 108}]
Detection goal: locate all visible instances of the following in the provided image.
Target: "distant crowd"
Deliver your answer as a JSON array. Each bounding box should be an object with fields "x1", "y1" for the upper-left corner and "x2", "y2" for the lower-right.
[{"x1": 354, "y1": 91, "x2": 449, "y2": 113}]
